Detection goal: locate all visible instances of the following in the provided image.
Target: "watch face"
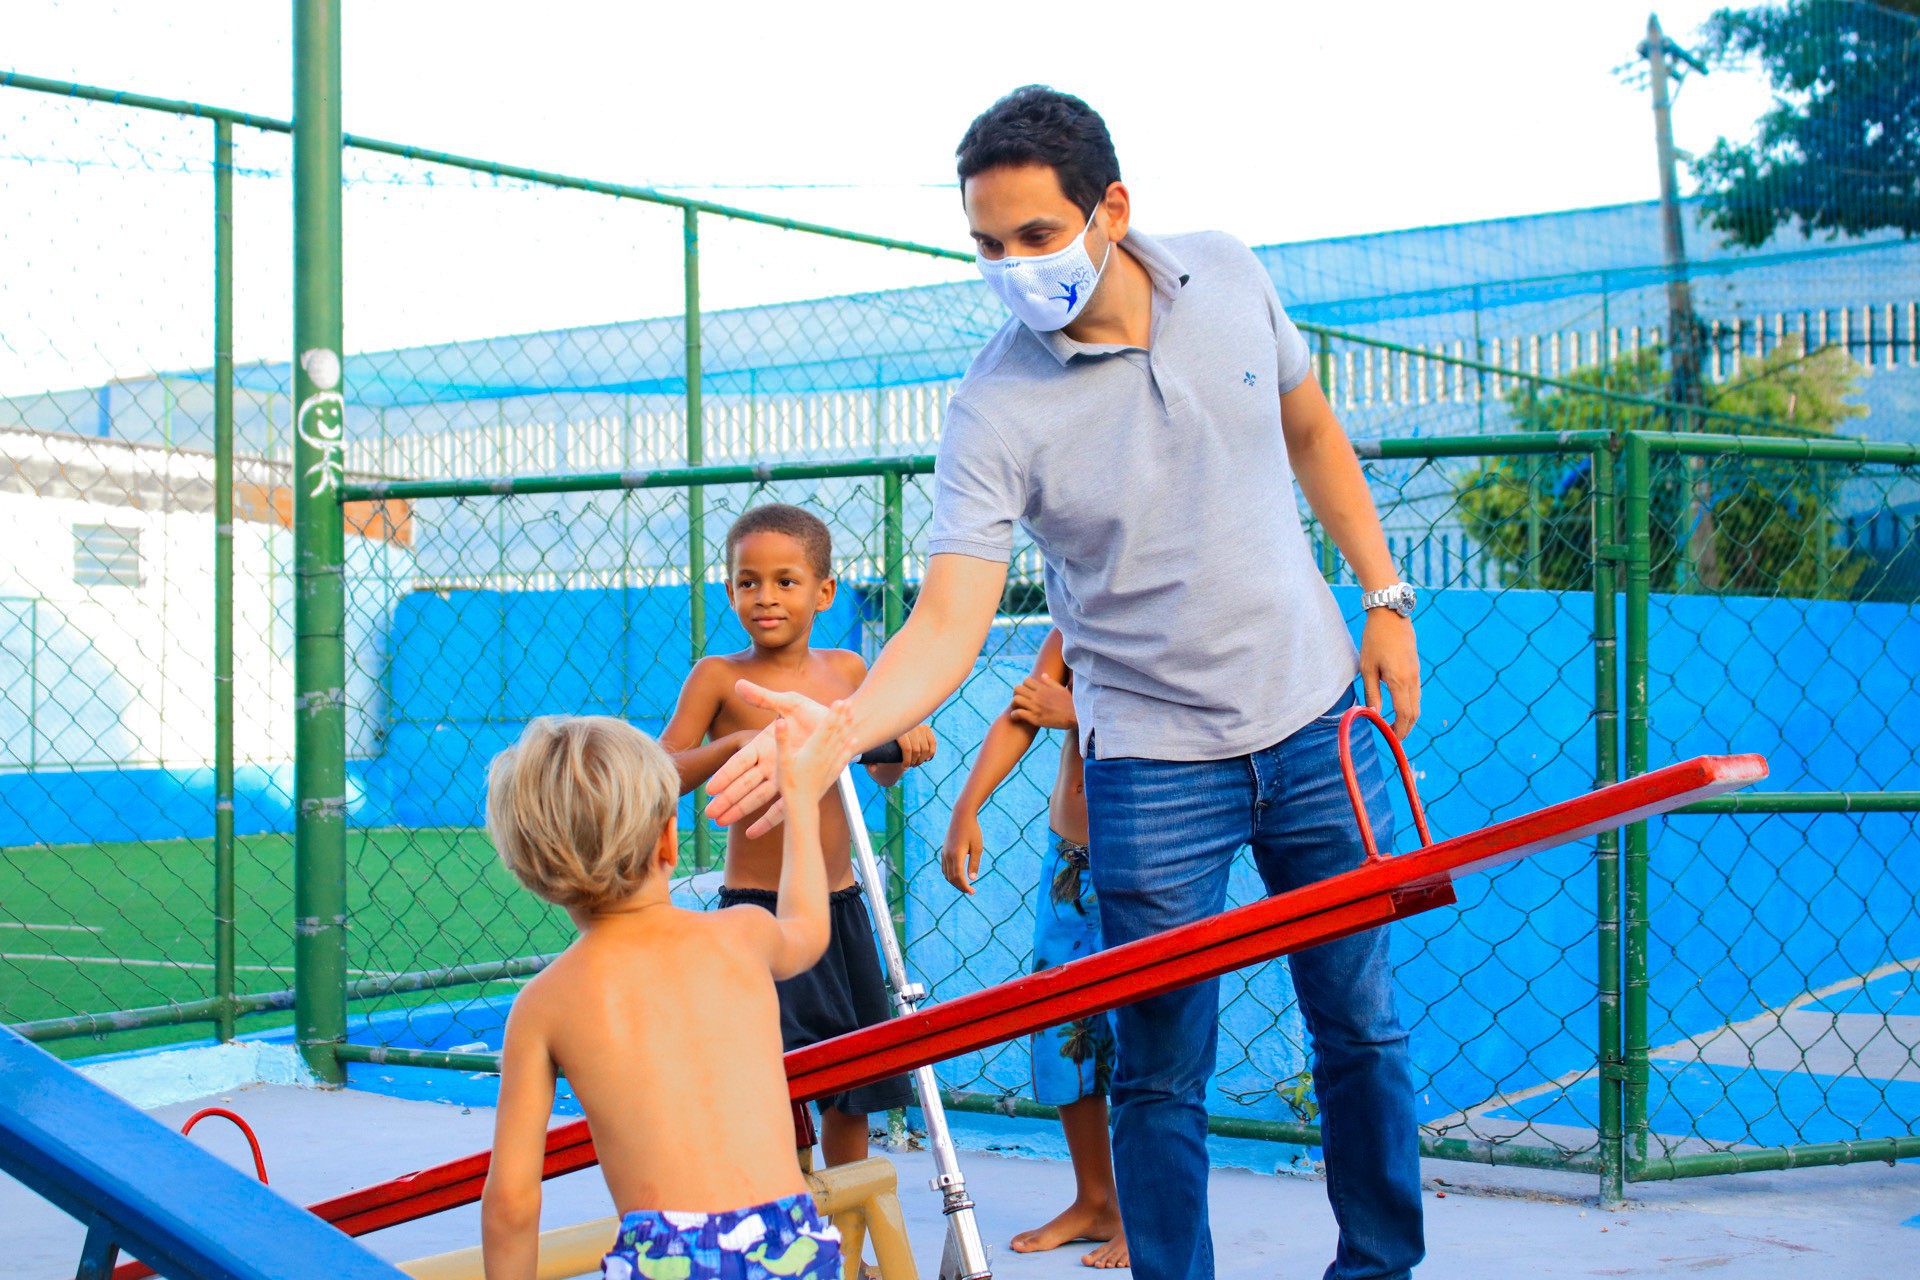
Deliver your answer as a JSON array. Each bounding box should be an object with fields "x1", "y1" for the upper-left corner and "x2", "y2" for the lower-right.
[{"x1": 1367, "y1": 585, "x2": 1415, "y2": 615}]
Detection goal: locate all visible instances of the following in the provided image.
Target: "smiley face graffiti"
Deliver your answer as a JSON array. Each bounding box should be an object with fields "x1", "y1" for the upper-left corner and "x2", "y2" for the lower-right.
[{"x1": 296, "y1": 347, "x2": 346, "y2": 497}]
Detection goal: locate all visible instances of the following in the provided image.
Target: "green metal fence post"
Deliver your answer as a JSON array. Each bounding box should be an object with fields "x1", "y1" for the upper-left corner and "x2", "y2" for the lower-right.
[
  {"x1": 1621, "y1": 432, "x2": 1654, "y2": 1178},
  {"x1": 882, "y1": 471, "x2": 908, "y2": 951},
  {"x1": 1316, "y1": 325, "x2": 1340, "y2": 582},
  {"x1": 1524, "y1": 456, "x2": 1543, "y2": 589},
  {"x1": 684, "y1": 206, "x2": 712, "y2": 873},
  {"x1": 212, "y1": 117, "x2": 237, "y2": 1043},
  {"x1": 1591, "y1": 438, "x2": 1623, "y2": 1205},
  {"x1": 27, "y1": 600, "x2": 38, "y2": 769},
  {"x1": 292, "y1": 0, "x2": 349, "y2": 1084},
  {"x1": 1473, "y1": 285, "x2": 1486, "y2": 431}
]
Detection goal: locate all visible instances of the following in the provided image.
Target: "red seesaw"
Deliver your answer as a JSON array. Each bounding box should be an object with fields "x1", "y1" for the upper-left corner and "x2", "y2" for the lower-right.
[{"x1": 122, "y1": 734, "x2": 1767, "y2": 1264}]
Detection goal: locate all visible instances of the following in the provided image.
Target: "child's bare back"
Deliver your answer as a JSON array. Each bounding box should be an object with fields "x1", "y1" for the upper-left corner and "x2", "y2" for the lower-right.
[
  {"x1": 480, "y1": 709, "x2": 858, "y2": 1280},
  {"x1": 501, "y1": 905, "x2": 804, "y2": 1213}
]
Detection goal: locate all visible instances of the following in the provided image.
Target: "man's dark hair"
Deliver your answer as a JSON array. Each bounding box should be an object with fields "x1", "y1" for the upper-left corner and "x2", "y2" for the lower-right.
[
  {"x1": 956, "y1": 86, "x2": 1121, "y2": 219},
  {"x1": 725, "y1": 503, "x2": 833, "y2": 579}
]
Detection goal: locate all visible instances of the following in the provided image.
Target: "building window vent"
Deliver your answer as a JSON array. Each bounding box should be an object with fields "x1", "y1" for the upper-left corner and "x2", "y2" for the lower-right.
[{"x1": 74, "y1": 524, "x2": 142, "y2": 588}]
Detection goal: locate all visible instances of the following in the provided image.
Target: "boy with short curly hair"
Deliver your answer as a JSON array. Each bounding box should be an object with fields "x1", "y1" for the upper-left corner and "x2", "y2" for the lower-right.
[{"x1": 662, "y1": 502, "x2": 936, "y2": 1172}]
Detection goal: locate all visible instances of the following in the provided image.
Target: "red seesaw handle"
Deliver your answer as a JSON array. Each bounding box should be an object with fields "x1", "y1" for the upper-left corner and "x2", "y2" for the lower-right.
[
  {"x1": 1338, "y1": 704, "x2": 1433, "y2": 861},
  {"x1": 180, "y1": 1107, "x2": 269, "y2": 1185}
]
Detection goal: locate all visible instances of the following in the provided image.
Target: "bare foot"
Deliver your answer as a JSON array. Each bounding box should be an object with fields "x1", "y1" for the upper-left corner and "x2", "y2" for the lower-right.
[
  {"x1": 1081, "y1": 1231, "x2": 1129, "y2": 1268},
  {"x1": 1008, "y1": 1198, "x2": 1123, "y2": 1255}
]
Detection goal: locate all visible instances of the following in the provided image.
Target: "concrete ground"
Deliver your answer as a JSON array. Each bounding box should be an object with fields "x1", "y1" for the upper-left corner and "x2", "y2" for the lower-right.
[{"x1": 4, "y1": 1083, "x2": 1916, "y2": 1278}]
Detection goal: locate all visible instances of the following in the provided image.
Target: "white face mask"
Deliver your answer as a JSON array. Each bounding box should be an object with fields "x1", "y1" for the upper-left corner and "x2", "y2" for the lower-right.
[{"x1": 975, "y1": 207, "x2": 1112, "y2": 332}]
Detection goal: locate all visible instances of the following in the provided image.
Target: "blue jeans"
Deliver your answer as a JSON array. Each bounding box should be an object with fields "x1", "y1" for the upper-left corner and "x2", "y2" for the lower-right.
[{"x1": 1084, "y1": 687, "x2": 1424, "y2": 1280}]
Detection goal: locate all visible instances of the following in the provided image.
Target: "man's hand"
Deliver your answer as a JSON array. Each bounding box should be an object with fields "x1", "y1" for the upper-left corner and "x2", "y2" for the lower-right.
[
  {"x1": 940, "y1": 810, "x2": 985, "y2": 895},
  {"x1": 704, "y1": 681, "x2": 829, "y2": 833},
  {"x1": 897, "y1": 724, "x2": 938, "y2": 768},
  {"x1": 1009, "y1": 672, "x2": 1076, "y2": 731},
  {"x1": 1359, "y1": 610, "x2": 1421, "y2": 739},
  {"x1": 773, "y1": 701, "x2": 857, "y2": 805}
]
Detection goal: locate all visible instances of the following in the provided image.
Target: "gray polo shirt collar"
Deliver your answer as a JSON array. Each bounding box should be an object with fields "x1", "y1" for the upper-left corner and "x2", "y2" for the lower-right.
[{"x1": 1036, "y1": 229, "x2": 1191, "y2": 367}]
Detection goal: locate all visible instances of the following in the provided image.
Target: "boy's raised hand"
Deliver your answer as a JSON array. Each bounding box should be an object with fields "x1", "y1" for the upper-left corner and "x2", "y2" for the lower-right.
[
  {"x1": 705, "y1": 680, "x2": 829, "y2": 831},
  {"x1": 772, "y1": 700, "x2": 857, "y2": 806}
]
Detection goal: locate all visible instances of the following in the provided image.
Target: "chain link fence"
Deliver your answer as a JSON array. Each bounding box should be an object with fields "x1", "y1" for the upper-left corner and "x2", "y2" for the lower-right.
[
  {"x1": 0, "y1": 80, "x2": 306, "y2": 1057},
  {"x1": 1625, "y1": 434, "x2": 1920, "y2": 1181},
  {"x1": 4, "y1": 68, "x2": 1917, "y2": 1200},
  {"x1": 326, "y1": 411, "x2": 1918, "y2": 1196}
]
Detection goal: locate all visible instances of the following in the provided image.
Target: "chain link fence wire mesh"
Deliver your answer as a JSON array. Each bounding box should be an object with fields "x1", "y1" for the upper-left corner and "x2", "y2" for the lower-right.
[
  {"x1": 330, "y1": 405, "x2": 1919, "y2": 1185},
  {"x1": 4, "y1": 47, "x2": 1918, "y2": 1190},
  {"x1": 0, "y1": 86, "x2": 306, "y2": 1057},
  {"x1": 1627, "y1": 439, "x2": 1920, "y2": 1176}
]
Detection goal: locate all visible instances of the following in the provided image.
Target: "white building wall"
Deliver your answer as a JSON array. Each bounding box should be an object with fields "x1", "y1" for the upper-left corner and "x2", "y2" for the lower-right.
[{"x1": 0, "y1": 487, "x2": 412, "y2": 772}]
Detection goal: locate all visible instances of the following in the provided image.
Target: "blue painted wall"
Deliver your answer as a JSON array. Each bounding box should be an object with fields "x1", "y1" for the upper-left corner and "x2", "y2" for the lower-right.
[
  {"x1": 8, "y1": 579, "x2": 1916, "y2": 1134},
  {"x1": 899, "y1": 585, "x2": 1919, "y2": 1131},
  {"x1": 0, "y1": 761, "x2": 389, "y2": 849},
  {"x1": 366, "y1": 581, "x2": 869, "y2": 831}
]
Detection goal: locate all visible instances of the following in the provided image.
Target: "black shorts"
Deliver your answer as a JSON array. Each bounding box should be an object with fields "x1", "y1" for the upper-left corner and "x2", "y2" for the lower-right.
[{"x1": 717, "y1": 883, "x2": 915, "y2": 1118}]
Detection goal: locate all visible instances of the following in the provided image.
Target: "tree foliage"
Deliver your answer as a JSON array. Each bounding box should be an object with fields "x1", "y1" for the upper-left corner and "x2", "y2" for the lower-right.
[
  {"x1": 1692, "y1": 1, "x2": 1920, "y2": 246},
  {"x1": 1456, "y1": 341, "x2": 1867, "y2": 597}
]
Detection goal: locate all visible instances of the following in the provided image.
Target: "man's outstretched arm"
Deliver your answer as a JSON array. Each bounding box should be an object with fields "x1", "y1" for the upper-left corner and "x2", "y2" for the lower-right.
[
  {"x1": 705, "y1": 552, "x2": 1008, "y2": 831},
  {"x1": 1281, "y1": 373, "x2": 1422, "y2": 738}
]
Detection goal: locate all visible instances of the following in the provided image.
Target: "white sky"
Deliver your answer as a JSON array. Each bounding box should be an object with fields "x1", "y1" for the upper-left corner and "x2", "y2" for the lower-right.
[{"x1": 4, "y1": 1, "x2": 1784, "y2": 393}]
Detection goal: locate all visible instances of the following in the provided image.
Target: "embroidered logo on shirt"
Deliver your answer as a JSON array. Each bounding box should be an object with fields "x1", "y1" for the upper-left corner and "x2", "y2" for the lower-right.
[{"x1": 1243, "y1": 371, "x2": 1257, "y2": 386}]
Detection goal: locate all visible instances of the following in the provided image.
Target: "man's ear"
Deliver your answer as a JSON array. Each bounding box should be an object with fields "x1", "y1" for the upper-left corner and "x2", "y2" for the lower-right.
[
  {"x1": 1101, "y1": 180, "x2": 1131, "y2": 244},
  {"x1": 654, "y1": 818, "x2": 680, "y2": 874}
]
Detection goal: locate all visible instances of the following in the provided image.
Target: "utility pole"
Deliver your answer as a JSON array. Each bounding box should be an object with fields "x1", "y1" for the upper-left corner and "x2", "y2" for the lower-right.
[
  {"x1": 1639, "y1": 13, "x2": 1719, "y2": 589},
  {"x1": 1640, "y1": 12, "x2": 1708, "y2": 409}
]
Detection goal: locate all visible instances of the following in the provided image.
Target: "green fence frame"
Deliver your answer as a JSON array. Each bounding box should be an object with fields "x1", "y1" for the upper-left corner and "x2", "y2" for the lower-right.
[
  {"x1": 0, "y1": 56, "x2": 968, "y2": 1056},
  {"x1": 1622, "y1": 431, "x2": 1920, "y2": 1185},
  {"x1": 321, "y1": 428, "x2": 1920, "y2": 1204},
  {"x1": 5, "y1": 57, "x2": 1919, "y2": 1203}
]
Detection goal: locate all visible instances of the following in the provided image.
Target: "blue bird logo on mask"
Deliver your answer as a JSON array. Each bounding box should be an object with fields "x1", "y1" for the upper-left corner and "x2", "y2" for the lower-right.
[{"x1": 1049, "y1": 279, "x2": 1083, "y2": 310}]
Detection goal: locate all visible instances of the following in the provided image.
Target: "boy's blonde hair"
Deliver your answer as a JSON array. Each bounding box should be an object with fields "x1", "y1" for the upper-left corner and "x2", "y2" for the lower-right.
[{"x1": 486, "y1": 716, "x2": 679, "y2": 909}]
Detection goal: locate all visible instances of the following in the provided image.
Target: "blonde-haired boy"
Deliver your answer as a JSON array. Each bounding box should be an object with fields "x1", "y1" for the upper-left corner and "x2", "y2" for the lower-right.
[{"x1": 480, "y1": 709, "x2": 855, "y2": 1280}]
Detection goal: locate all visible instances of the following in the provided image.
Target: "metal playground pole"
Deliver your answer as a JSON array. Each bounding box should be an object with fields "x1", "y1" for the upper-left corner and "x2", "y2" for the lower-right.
[{"x1": 835, "y1": 764, "x2": 992, "y2": 1280}]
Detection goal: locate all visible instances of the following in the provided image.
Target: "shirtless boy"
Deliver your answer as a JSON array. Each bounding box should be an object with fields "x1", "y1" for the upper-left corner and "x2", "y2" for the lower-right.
[
  {"x1": 479, "y1": 706, "x2": 856, "y2": 1280},
  {"x1": 662, "y1": 502, "x2": 935, "y2": 1169}
]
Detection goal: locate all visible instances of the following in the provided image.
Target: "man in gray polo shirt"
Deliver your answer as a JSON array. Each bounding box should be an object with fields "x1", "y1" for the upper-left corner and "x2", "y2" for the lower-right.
[{"x1": 707, "y1": 86, "x2": 1424, "y2": 1280}]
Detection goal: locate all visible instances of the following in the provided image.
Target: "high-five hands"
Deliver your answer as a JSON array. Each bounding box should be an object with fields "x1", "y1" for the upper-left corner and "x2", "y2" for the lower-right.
[
  {"x1": 704, "y1": 681, "x2": 829, "y2": 837},
  {"x1": 772, "y1": 700, "x2": 857, "y2": 804}
]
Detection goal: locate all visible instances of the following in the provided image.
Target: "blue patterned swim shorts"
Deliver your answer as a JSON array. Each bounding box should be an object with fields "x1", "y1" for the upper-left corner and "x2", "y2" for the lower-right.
[
  {"x1": 600, "y1": 1192, "x2": 842, "y2": 1280},
  {"x1": 1031, "y1": 831, "x2": 1116, "y2": 1106}
]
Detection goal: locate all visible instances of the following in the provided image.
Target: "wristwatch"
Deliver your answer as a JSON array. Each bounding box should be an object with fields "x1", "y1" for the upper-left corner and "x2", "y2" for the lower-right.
[{"x1": 1361, "y1": 582, "x2": 1417, "y2": 618}]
